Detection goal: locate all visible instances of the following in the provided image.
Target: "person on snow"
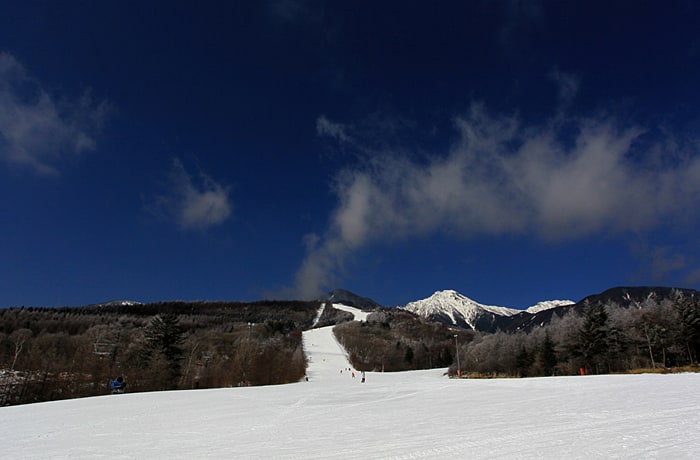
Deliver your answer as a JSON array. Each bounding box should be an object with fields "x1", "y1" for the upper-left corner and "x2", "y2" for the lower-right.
[{"x1": 110, "y1": 376, "x2": 126, "y2": 394}]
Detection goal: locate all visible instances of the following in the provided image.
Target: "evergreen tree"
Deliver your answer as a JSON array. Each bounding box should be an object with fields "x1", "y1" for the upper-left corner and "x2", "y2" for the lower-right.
[
  {"x1": 675, "y1": 294, "x2": 700, "y2": 364},
  {"x1": 577, "y1": 303, "x2": 609, "y2": 374},
  {"x1": 540, "y1": 331, "x2": 557, "y2": 376},
  {"x1": 143, "y1": 313, "x2": 184, "y2": 389},
  {"x1": 515, "y1": 346, "x2": 533, "y2": 377},
  {"x1": 604, "y1": 323, "x2": 627, "y2": 372}
]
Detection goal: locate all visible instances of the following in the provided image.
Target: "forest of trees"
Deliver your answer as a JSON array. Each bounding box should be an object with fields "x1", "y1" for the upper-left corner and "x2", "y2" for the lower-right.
[
  {"x1": 333, "y1": 293, "x2": 699, "y2": 378},
  {"x1": 0, "y1": 301, "x2": 321, "y2": 405},
  {"x1": 452, "y1": 293, "x2": 700, "y2": 378},
  {"x1": 1, "y1": 291, "x2": 698, "y2": 406},
  {"x1": 333, "y1": 308, "x2": 468, "y2": 372}
]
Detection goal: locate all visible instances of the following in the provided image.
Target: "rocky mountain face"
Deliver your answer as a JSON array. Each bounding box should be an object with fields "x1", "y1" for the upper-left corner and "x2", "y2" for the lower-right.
[
  {"x1": 402, "y1": 290, "x2": 523, "y2": 331},
  {"x1": 399, "y1": 287, "x2": 697, "y2": 333}
]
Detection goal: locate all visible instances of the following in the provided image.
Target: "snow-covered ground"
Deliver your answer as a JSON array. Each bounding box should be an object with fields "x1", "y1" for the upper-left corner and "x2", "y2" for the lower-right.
[
  {"x1": 2, "y1": 305, "x2": 699, "y2": 459},
  {"x1": 333, "y1": 303, "x2": 369, "y2": 321},
  {"x1": 303, "y1": 304, "x2": 368, "y2": 383}
]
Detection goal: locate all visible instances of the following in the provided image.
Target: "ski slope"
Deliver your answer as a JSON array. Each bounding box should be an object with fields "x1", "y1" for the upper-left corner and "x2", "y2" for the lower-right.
[
  {"x1": 304, "y1": 304, "x2": 368, "y2": 382},
  {"x1": 2, "y1": 304, "x2": 699, "y2": 459}
]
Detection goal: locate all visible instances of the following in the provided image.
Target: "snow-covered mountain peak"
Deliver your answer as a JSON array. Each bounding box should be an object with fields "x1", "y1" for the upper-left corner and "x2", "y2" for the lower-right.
[
  {"x1": 402, "y1": 290, "x2": 520, "y2": 330},
  {"x1": 401, "y1": 290, "x2": 579, "y2": 331}
]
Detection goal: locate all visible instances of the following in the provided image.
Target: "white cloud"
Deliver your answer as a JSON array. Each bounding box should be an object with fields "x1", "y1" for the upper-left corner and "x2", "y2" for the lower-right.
[
  {"x1": 154, "y1": 159, "x2": 232, "y2": 231},
  {"x1": 316, "y1": 115, "x2": 351, "y2": 143},
  {"x1": 293, "y1": 104, "x2": 700, "y2": 298},
  {"x1": 0, "y1": 52, "x2": 108, "y2": 175}
]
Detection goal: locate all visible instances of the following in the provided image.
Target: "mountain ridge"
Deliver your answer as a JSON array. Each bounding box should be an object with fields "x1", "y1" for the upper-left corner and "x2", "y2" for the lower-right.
[
  {"x1": 49, "y1": 286, "x2": 699, "y2": 335},
  {"x1": 400, "y1": 289, "x2": 574, "y2": 332},
  {"x1": 399, "y1": 286, "x2": 698, "y2": 333}
]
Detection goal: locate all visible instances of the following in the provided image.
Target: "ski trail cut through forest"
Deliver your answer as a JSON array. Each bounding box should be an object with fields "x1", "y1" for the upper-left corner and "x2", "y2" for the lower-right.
[
  {"x1": 310, "y1": 302, "x2": 326, "y2": 328},
  {"x1": 302, "y1": 304, "x2": 366, "y2": 383}
]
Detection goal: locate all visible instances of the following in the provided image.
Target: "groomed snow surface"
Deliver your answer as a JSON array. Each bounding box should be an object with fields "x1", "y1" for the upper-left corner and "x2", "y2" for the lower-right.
[{"x1": 3, "y1": 304, "x2": 699, "y2": 459}]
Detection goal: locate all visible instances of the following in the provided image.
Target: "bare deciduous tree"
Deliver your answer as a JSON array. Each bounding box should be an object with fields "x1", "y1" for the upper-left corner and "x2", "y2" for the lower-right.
[{"x1": 9, "y1": 329, "x2": 32, "y2": 371}]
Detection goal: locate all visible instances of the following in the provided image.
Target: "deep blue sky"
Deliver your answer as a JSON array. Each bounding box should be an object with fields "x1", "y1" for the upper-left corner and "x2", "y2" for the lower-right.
[{"x1": 2, "y1": 1, "x2": 700, "y2": 308}]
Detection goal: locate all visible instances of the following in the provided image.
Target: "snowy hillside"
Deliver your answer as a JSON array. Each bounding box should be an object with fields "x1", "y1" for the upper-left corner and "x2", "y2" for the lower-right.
[
  {"x1": 525, "y1": 299, "x2": 575, "y2": 313},
  {"x1": 1, "y1": 303, "x2": 699, "y2": 459}
]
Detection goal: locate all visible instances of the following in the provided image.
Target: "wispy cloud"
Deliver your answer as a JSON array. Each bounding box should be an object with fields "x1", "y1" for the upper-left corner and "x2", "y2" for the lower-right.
[
  {"x1": 496, "y1": 0, "x2": 544, "y2": 47},
  {"x1": 268, "y1": 0, "x2": 308, "y2": 22},
  {"x1": 293, "y1": 103, "x2": 700, "y2": 298},
  {"x1": 316, "y1": 115, "x2": 351, "y2": 143},
  {"x1": 151, "y1": 158, "x2": 232, "y2": 231},
  {"x1": 630, "y1": 242, "x2": 697, "y2": 285},
  {"x1": 549, "y1": 68, "x2": 580, "y2": 106},
  {"x1": 0, "y1": 52, "x2": 109, "y2": 175},
  {"x1": 648, "y1": 246, "x2": 689, "y2": 281}
]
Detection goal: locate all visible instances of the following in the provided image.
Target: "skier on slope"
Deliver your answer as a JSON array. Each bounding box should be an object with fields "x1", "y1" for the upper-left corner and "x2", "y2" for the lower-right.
[{"x1": 110, "y1": 376, "x2": 126, "y2": 394}]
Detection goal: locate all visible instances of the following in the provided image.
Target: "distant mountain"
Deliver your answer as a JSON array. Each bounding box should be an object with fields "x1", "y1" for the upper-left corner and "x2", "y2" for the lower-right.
[
  {"x1": 402, "y1": 290, "x2": 522, "y2": 331},
  {"x1": 524, "y1": 300, "x2": 575, "y2": 314},
  {"x1": 70, "y1": 286, "x2": 698, "y2": 333},
  {"x1": 499, "y1": 286, "x2": 698, "y2": 333},
  {"x1": 400, "y1": 286, "x2": 698, "y2": 333},
  {"x1": 575, "y1": 286, "x2": 697, "y2": 309},
  {"x1": 87, "y1": 300, "x2": 143, "y2": 308},
  {"x1": 320, "y1": 289, "x2": 382, "y2": 310}
]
